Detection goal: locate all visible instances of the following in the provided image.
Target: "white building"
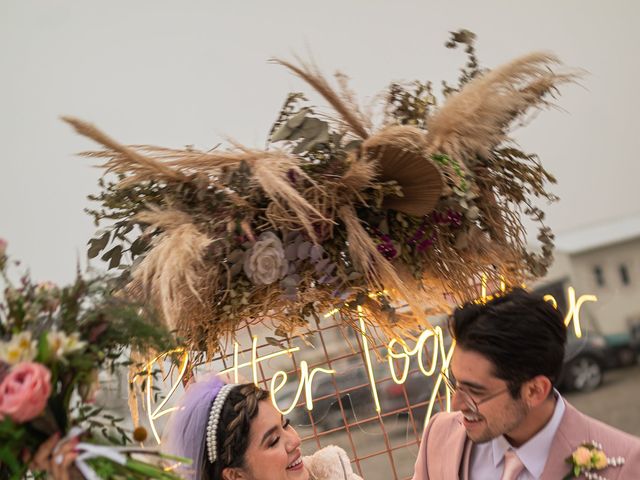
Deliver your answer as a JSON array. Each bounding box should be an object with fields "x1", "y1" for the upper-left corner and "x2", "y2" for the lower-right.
[{"x1": 534, "y1": 214, "x2": 640, "y2": 363}]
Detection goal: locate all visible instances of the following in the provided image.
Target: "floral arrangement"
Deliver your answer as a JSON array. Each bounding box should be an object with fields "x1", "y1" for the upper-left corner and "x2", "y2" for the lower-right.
[
  {"x1": 0, "y1": 240, "x2": 187, "y2": 479},
  {"x1": 563, "y1": 441, "x2": 625, "y2": 480},
  {"x1": 64, "y1": 31, "x2": 577, "y2": 351}
]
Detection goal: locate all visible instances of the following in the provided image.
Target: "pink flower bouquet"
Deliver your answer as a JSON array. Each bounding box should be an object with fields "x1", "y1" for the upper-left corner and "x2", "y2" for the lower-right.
[{"x1": 0, "y1": 241, "x2": 187, "y2": 479}]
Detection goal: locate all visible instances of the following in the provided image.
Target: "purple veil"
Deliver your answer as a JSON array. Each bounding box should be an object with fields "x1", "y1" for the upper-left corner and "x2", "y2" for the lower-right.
[{"x1": 162, "y1": 374, "x2": 227, "y2": 480}]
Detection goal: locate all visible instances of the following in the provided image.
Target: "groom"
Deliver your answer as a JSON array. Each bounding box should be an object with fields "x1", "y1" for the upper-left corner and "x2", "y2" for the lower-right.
[{"x1": 412, "y1": 288, "x2": 640, "y2": 479}]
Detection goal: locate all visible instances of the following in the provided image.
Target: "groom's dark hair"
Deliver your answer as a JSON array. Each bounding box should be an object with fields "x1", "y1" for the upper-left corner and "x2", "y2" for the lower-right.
[{"x1": 448, "y1": 288, "x2": 567, "y2": 397}]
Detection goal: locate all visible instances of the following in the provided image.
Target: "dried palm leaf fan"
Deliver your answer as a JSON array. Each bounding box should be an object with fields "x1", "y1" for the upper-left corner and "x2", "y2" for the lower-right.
[
  {"x1": 274, "y1": 60, "x2": 443, "y2": 217},
  {"x1": 363, "y1": 125, "x2": 443, "y2": 216}
]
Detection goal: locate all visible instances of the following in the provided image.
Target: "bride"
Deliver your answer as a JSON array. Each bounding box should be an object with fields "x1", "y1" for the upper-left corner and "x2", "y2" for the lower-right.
[{"x1": 163, "y1": 375, "x2": 363, "y2": 480}]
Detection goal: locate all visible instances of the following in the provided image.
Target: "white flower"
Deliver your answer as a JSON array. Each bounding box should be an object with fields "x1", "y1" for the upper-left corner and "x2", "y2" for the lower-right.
[
  {"x1": 47, "y1": 331, "x2": 66, "y2": 358},
  {"x1": 243, "y1": 232, "x2": 288, "y2": 286},
  {"x1": 62, "y1": 332, "x2": 86, "y2": 354},
  {"x1": 47, "y1": 330, "x2": 86, "y2": 358},
  {"x1": 0, "y1": 331, "x2": 37, "y2": 365}
]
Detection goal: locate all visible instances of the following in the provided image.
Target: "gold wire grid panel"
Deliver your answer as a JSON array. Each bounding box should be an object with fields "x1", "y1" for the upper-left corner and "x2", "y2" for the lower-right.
[
  {"x1": 134, "y1": 313, "x2": 450, "y2": 480},
  {"x1": 203, "y1": 316, "x2": 450, "y2": 480}
]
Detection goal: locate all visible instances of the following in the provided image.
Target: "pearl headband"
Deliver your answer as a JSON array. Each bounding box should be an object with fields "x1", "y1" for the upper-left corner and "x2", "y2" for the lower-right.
[{"x1": 206, "y1": 383, "x2": 238, "y2": 464}]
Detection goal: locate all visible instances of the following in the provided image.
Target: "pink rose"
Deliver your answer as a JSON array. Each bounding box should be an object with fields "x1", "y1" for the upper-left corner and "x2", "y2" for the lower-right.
[
  {"x1": 0, "y1": 362, "x2": 52, "y2": 423},
  {"x1": 572, "y1": 446, "x2": 592, "y2": 468}
]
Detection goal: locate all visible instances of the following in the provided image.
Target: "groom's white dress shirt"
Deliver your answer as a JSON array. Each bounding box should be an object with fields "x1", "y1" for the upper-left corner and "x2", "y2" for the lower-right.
[{"x1": 468, "y1": 393, "x2": 566, "y2": 480}]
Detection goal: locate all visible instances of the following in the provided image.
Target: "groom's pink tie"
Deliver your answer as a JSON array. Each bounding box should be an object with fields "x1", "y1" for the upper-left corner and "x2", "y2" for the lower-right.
[{"x1": 500, "y1": 450, "x2": 525, "y2": 480}]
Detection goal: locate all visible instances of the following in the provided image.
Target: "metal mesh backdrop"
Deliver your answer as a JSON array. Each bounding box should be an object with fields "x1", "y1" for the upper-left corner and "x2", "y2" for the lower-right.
[
  {"x1": 127, "y1": 281, "x2": 580, "y2": 479},
  {"x1": 185, "y1": 313, "x2": 452, "y2": 480}
]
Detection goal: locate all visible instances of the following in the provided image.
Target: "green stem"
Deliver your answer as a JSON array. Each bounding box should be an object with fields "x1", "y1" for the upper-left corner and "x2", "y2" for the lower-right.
[{"x1": 125, "y1": 458, "x2": 183, "y2": 479}]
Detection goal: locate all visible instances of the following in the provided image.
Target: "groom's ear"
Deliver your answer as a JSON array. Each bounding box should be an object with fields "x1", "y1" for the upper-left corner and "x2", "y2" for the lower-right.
[{"x1": 521, "y1": 375, "x2": 553, "y2": 407}]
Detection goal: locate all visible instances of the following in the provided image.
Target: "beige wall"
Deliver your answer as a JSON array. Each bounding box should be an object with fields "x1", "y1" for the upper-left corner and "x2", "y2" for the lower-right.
[
  {"x1": 569, "y1": 237, "x2": 640, "y2": 335},
  {"x1": 544, "y1": 237, "x2": 640, "y2": 336}
]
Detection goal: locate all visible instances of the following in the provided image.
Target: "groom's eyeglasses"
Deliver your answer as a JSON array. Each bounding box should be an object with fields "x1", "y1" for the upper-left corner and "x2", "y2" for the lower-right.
[{"x1": 440, "y1": 371, "x2": 510, "y2": 414}]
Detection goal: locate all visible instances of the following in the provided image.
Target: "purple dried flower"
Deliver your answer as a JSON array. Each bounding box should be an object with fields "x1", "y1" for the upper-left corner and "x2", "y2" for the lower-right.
[
  {"x1": 408, "y1": 217, "x2": 430, "y2": 246},
  {"x1": 429, "y1": 210, "x2": 464, "y2": 228},
  {"x1": 372, "y1": 227, "x2": 398, "y2": 259},
  {"x1": 377, "y1": 243, "x2": 397, "y2": 260},
  {"x1": 417, "y1": 233, "x2": 436, "y2": 252}
]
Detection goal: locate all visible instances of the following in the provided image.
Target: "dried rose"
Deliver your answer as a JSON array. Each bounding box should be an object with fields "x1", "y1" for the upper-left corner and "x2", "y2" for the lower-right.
[{"x1": 243, "y1": 232, "x2": 288, "y2": 286}]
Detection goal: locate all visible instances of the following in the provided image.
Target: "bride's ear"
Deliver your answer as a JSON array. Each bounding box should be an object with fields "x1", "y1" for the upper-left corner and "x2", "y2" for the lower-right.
[{"x1": 221, "y1": 467, "x2": 247, "y2": 480}]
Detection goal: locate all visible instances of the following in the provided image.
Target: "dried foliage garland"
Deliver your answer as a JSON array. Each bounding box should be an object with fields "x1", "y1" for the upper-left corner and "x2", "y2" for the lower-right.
[{"x1": 67, "y1": 31, "x2": 578, "y2": 352}]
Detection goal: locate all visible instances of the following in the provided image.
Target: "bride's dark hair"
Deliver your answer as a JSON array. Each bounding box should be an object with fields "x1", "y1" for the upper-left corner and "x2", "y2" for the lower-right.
[
  {"x1": 207, "y1": 383, "x2": 270, "y2": 479},
  {"x1": 162, "y1": 376, "x2": 269, "y2": 480}
]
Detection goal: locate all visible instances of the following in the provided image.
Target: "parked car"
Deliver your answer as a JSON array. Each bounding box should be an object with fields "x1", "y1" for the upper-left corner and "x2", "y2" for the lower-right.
[
  {"x1": 559, "y1": 333, "x2": 611, "y2": 392},
  {"x1": 380, "y1": 369, "x2": 436, "y2": 426},
  {"x1": 604, "y1": 331, "x2": 640, "y2": 367},
  {"x1": 288, "y1": 364, "x2": 374, "y2": 430},
  {"x1": 630, "y1": 321, "x2": 640, "y2": 364}
]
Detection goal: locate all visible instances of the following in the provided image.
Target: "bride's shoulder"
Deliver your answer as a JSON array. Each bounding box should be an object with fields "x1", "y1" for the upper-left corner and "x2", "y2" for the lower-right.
[{"x1": 303, "y1": 445, "x2": 363, "y2": 480}]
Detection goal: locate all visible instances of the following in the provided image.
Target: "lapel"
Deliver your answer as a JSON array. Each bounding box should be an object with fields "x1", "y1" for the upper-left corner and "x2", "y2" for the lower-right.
[
  {"x1": 460, "y1": 437, "x2": 473, "y2": 480},
  {"x1": 540, "y1": 401, "x2": 590, "y2": 480},
  {"x1": 438, "y1": 414, "x2": 469, "y2": 479}
]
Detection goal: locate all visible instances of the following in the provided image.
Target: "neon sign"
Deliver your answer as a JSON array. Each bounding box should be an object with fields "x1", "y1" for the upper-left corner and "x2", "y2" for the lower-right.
[
  {"x1": 144, "y1": 348, "x2": 190, "y2": 444},
  {"x1": 544, "y1": 286, "x2": 597, "y2": 338},
  {"x1": 142, "y1": 286, "x2": 596, "y2": 442}
]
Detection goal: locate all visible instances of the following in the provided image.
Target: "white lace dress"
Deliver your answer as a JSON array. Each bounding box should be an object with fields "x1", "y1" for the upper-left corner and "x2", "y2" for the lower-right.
[{"x1": 302, "y1": 445, "x2": 363, "y2": 480}]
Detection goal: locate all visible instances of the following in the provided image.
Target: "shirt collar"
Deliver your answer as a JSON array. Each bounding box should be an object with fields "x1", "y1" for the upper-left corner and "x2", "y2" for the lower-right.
[{"x1": 492, "y1": 390, "x2": 566, "y2": 478}]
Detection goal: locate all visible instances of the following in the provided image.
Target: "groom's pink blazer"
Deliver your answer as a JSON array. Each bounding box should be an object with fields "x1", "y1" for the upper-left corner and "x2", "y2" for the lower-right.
[{"x1": 411, "y1": 401, "x2": 640, "y2": 479}]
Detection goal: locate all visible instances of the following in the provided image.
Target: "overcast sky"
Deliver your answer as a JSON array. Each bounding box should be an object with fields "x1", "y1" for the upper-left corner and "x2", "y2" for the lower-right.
[{"x1": 1, "y1": 0, "x2": 639, "y2": 284}]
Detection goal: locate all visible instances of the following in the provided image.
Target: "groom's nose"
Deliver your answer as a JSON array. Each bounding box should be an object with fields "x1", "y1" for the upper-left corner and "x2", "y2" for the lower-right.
[{"x1": 451, "y1": 389, "x2": 466, "y2": 411}]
